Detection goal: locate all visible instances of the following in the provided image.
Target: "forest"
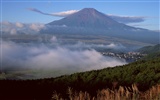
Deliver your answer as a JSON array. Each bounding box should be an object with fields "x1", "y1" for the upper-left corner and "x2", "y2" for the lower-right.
[{"x1": 0, "y1": 55, "x2": 160, "y2": 100}]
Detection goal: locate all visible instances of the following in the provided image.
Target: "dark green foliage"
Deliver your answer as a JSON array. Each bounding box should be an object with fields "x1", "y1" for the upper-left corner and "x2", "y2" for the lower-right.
[
  {"x1": 143, "y1": 51, "x2": 160, "y2": 60},
  {"x1": 137, "y1": 44, "x2": 160, "y2": 54},
  {"x1": 0, "y1": 58, "x2": 160, "y2": 100},
  {"x1": 137, "y1": 44, "x2": 160, "y2": 60}
]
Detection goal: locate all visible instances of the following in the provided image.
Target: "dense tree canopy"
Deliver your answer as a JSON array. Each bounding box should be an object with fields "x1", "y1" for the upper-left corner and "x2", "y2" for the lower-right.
[{"x1": 0, "y1": 57, "x2": 160, "y2": 100}]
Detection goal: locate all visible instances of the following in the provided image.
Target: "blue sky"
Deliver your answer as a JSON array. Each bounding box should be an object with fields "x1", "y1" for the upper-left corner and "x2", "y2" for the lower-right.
[{"x1": 1, "y1": 0, "x2": 159, "y2": 30}]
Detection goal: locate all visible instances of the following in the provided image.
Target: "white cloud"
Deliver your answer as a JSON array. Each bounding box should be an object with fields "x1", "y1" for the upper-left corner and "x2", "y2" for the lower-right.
[
  {"x1": 107, "y1": 14, "x2": 146, "y2": 24},
  {"x1": 52, "y1": 10, "x2": 79, "y2": 17},
  {"x1": 1, "y1": 21, "x2": 45, "y2": 34},
  {"x1": 50, "y1": 36, "x2": 57, "y2": 42},
  {"x1": 1, "y1": 41, "x2": 127, "y2": 78},
  {"x1": 16, "y1": 22, "x2": 24, "y2": 28},
  {"x1": 1, "y1": 21, "x2": 12, "y2": 25},
  {"x1": 29, "y1": 23, "x2": 45, "y2": 32},
  {"x1": 10, "y1": 29, "x2": 17, "y2": 35},
  {"x1": 63, "y1": 42, "x2": 126, "y2": 51},
  {"x1": 28, "y1": 8, "x2": 78, "y2": 17}
]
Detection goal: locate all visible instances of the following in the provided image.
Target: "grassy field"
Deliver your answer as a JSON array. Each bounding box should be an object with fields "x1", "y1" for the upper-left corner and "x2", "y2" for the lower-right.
[{"x1": 52, "y1": 84, "x2": 160, "y2": 100}]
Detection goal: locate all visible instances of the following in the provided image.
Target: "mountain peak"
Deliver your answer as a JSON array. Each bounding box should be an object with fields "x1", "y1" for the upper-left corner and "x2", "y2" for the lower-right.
[
  {"x1": 48, "y1": 8, "x2": 119, "y2": 28},
  {"x1": 81, "y1": 8, "x2": 97, "y2": 12},
  {"x1": 77, "y1": 8, "x2": 98, "y2": 17}
]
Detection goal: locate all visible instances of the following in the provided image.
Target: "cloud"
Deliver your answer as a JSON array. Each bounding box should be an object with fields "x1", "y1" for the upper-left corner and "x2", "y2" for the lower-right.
[
  {"x1": 1, "y1": 21, "x2": 12, "y2": 26},
  {"x1": 28, "y1": 8, "x2": 54, "y2": 16},
  {"x1": 50, "y1": 36, "x2": 57, "y2": 42},
  {"x1": 15, "y1": 22, "x2": 24, "y2": 28},
  {"x1": 10, "y1": 29, "x2": 17, "y2": 35},
  {"x1": 29, "y1": 23, "x2": 45, "y2": 31},
  {"x1": 28, "y1": 8, "x2": 78, "y2": 17},
  {"x1": 1, "y1": 21, "x2": 45, "y2": 34},
  {"x1": 106, "y1": 43, "x2": 126, "y2": 49},
  {"x1": 28, "y1": 8, "x2": 146, "y2": 23},
  {"x1": 1, "y1": 40, "x2": 127, "y2": 78},
  {"x1": 63, "y1": 42, "x2": 126, "y2": 51},
  {"x1": 53, "y1": 10, "x2": 79, "y2": 17},
  {"x1": 107, "y1": 14, "x2": 146, "y2": 24},
  {"x1": 1, "y1": 21, "x2": 16, "y2": 34}
]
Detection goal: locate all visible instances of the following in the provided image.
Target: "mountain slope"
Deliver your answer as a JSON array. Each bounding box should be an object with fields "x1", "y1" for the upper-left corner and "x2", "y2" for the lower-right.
[
  {"x1": 41, "y1": 8, "x2": 159, "y2": 44},
  {"x1": 1, "y1": 58, "x2": 160, "y2": 100}
]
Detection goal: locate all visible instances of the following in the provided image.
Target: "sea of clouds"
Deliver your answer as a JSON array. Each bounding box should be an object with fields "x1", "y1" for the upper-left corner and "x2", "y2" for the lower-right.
[
  {"x1": 0, "y1": 38, "x2": 127, "y2": 78},
  {"x1": 0, "y1": 21, "x2": 127, "y2": 78}
]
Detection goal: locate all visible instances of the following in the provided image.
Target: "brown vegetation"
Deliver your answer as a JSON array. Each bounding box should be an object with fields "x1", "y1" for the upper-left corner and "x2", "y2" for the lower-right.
[{"x1": 52, "y1": 84, "x2": 160, "y2": 100}]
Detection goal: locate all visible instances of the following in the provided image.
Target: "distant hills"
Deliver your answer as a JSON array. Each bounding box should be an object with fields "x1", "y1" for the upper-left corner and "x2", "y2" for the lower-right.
[
  {"x1": 41, "y1": 8, "x2": 159, "y2": 44},
  {"x1": 137, "y1": 44, "x2": 160, "y2": 59},
  {"x1": 137, "y1": 44, "x2": 160, "y2": 54}
]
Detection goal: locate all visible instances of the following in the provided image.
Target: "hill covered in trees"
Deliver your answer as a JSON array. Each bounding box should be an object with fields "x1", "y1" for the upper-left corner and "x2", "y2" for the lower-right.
[
  {"x1": 0, "y1": 57, "x2": 160, "y2": 100},
  {"x1": 137, "y1": 44, "x2": 160, "y2": 54},
  {"x1": 137, "y1": 44, "x2": 160, "y2": 60}
]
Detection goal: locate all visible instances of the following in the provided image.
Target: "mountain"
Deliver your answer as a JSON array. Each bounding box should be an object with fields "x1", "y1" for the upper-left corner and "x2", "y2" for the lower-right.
[
  {"x1": 47, "y1": 8, "x2": 140, "y2": 31},
  {"x1": 48, "y1": 8, "x2": 128, "y2": 29},
  {"x1": 41, "y1": 8, "x2": 159, "y2": 44}
]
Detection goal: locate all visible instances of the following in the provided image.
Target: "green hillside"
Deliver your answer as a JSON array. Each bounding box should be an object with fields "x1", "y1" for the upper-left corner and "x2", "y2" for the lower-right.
[
  {"x1": 137, "y1": 44, "x2": 160, "y2": 60},
  {"x1": 137, "y1": 44, "x2": 160, "y2": 54},
  {"x1": 0, "y1": 58, "x2": 160, "y2": 100}
]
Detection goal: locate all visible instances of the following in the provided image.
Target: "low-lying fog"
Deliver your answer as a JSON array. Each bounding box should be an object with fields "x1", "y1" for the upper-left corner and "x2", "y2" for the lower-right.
[{"x1": 0, "y1": 36, "x2": 128, "y2": 79}]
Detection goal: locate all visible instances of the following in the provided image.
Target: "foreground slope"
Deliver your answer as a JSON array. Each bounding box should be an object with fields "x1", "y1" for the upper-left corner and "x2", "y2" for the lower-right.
[{"x1": 0, "y1": 57, "x2": 160, "y2": 100}]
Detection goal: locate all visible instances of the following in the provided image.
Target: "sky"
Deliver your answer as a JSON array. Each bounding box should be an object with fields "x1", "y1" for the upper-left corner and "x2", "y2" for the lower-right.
[{"x1": 0, "y1": 0, "x2": 159, "y2": 30}]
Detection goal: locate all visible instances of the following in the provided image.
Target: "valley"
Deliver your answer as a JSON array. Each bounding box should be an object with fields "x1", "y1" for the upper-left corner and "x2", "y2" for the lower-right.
[{"x1": 1, "y1": 33, "x2": 153, "y2": 46}]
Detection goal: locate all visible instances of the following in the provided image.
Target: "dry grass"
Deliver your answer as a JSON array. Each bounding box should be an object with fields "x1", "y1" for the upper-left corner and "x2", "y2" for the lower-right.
[{"x1": 52, "y1": 84, "x2": 160, "y2": 100}]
